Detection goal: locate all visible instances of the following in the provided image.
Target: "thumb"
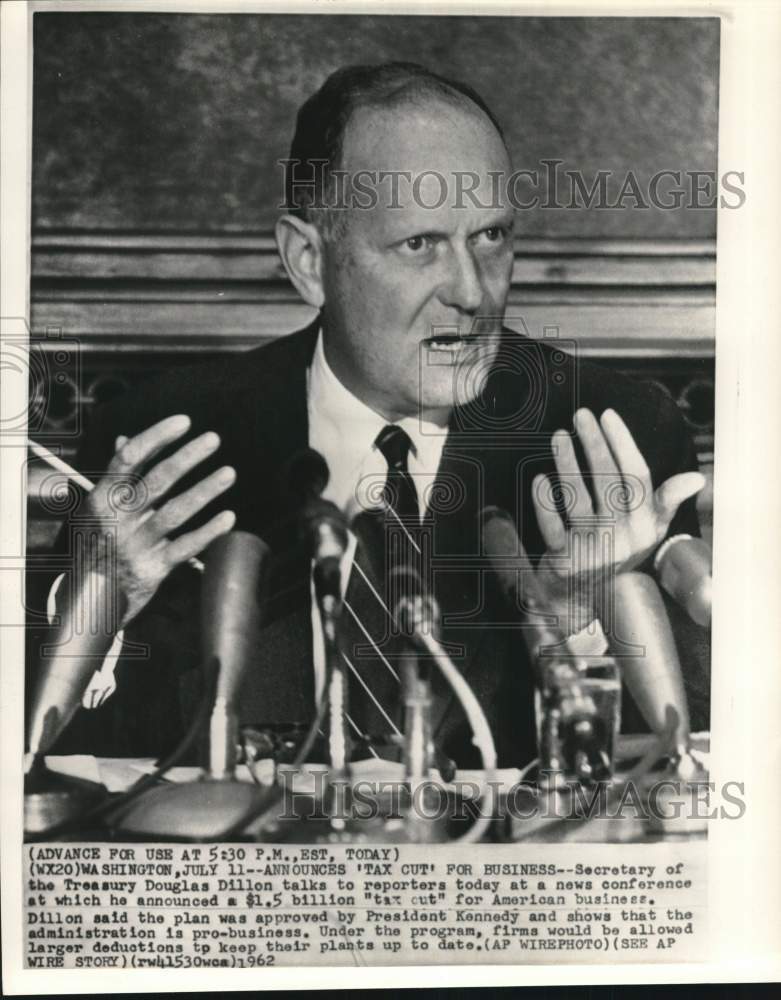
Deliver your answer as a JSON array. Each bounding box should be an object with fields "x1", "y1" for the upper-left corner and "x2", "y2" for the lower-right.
[
  {"x1": 655, "y1": 471, "x2": 705, "y2": 523},
  {"x1": 115, "y1": 435, "x2": 129, "y2": 453}
]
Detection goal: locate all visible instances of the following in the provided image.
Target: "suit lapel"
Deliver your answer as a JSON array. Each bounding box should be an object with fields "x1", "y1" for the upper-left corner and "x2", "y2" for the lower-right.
[{"x1": 425, "y1": 412, "x2": 501, "y2": 734}]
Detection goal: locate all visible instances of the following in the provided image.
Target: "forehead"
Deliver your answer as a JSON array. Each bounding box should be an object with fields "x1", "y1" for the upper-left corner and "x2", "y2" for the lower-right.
[
  {"x1": 338, "y1": 99, "x2": 512, "y2": 232},
  {"x1": 342, "y1": 97, "x2": 510, "y2": 176}
]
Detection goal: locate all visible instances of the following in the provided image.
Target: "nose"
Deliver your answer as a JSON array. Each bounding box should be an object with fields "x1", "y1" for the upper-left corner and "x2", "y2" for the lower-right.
[{"x1": 438, "y1": 246, "x2": 485, "y2": 314}]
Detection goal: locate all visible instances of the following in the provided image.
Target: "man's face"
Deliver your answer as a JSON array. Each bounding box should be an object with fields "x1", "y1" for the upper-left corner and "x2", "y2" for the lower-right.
[{"x1": 319, "y1": 99, "x2": 515, "y2": 422}]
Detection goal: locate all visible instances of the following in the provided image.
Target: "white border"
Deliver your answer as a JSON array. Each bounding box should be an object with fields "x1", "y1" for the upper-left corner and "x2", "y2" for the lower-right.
[{"x1": 2, "y1": 0, "x2": 780, "y2": 993}]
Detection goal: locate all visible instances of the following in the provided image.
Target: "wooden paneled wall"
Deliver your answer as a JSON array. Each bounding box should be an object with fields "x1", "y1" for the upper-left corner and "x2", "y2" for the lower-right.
[{"x1": 31, "y1": 232, "x2": 715, "y2": 354}]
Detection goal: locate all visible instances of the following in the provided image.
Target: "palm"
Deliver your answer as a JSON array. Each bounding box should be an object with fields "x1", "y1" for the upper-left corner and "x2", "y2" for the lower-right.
[{"x1": 528, "y1": 408, "x2": 703, "y2": 635}]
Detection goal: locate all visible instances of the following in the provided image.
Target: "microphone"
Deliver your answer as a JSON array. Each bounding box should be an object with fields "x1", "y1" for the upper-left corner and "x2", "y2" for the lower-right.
[
  {"x1": 303, "y1": 500, "x2": 350, "y2": 775},
  {"x1": 608, "y1": 571, "x2": 691, "y2": 754},
  {"x1": 113, "y1": 531, "x2": 272, "y2": 839},
  {"x1": 480, "y1": 506, "x2": 536, "y2": 603},
  {"x1": 390, "y1": 565, "x2": 497, "y2": 843},
  {"x1": 287, "y1": 449, "x2": 348, "y2": 629},
  {"x1": 654, "y1": 534, "x2": 712, "y2": 627},
  {"x1": 27, "y1": 567, "x2": 124, "y2": 758},
  {"x1": 25, "y1": 561, "x2": 126, "y2": 832},
  {"x1": 480, "y1": 506, "x2": 566, "y2": 663},
  {"x1": 390, "y1": 564, "x2": 439, "y2": 637},
  {"x1": 301, "y1": 497, "x2": 348, "y2": 614},
  {"x1": 285, "y1": 446, "x2": 330, "y2": 501},
  {"x1": 201, "y1": 531, "x2": 271, "y2": 778},
  {"x1": 287, "y1": 449, "x2": 351, "y2": 776},
  {"x1": 480, "y1": 506, "x2": 619, "y2": 783}
]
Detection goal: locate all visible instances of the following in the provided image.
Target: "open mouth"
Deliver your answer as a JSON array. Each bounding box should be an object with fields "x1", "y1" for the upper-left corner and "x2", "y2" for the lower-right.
[
  {"x1": 423, "y1": 332, "x2": 493, "y2": 362},
  {"x1": 423, "y1": 334, "x2": 477, "y2": 352}
]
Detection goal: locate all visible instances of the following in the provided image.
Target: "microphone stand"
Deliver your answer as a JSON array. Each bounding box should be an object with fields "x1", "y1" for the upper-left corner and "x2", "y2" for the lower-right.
[
  {"x1": 479, "y1": 508, "x2": 621, "y2": 789},
  {"x1": 399, "y1": 647, "x2": 451, "y2": 843},
  {"x1": 318, "y1": 581, "x2": 353, "y2": 827},
  {"x1": 520, "y1": 593, "x2": 620, "y2": 789},
  {"x1": 394, "y1": 583, "x2": 498, "y2": 844}
]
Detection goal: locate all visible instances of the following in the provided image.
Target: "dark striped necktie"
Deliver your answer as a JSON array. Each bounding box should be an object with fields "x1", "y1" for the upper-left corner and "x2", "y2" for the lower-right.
[
  {"x1": 338, "y1": 425, "x2": 423, "y2": 758},
  {"x1": 374, "y1": 424, "x2": 421, "y2": 527}
]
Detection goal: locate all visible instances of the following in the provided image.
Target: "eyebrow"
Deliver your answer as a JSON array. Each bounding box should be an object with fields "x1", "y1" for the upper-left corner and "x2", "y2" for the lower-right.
[{"x1": 387, "y1": 216, "x2": 514, "y2": 242}]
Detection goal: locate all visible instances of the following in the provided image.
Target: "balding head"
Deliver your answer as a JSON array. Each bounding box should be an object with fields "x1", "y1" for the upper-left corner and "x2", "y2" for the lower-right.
[{"x1": 284, "y1": 62, "x2": 508, "y2": 238}]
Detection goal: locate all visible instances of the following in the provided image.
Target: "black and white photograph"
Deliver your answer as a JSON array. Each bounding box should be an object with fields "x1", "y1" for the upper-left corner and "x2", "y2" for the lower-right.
[{"x1": 1, "y1": 0, "x2": 780, "y2": 992}]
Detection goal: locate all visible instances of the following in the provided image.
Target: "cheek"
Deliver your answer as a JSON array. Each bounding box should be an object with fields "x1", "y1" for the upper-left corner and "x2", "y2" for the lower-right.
[
  {"x1": 482, "y1": 252, "x2": 514, "y2": 301},
  {"x1": 358, "y1": 270, "x2": 426, "y2": 340},
  {"x1": 329, "y1": 248, "x2": 437, "y2": 343},
  {"x1": 328, "y1": 255, "x2": 375, "y2": 328}
]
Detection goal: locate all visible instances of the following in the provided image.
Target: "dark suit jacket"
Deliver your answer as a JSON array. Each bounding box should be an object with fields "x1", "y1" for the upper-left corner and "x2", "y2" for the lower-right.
[{"x1": 36, "y1": 320, "x2": 710, "y2": 767}]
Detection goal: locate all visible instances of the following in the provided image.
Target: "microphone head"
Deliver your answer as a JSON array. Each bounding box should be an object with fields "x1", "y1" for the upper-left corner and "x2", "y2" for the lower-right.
[
  {"x1": 285, "y1": 447, "x2": 330, "y2": 501},
  {"x1": 348, "y1": 505, "x2": 386, "y2": 581},
  {"x1": 201, "y1": 531, "x2": 271, "y2": 705},
  {"x1": 479, "y1": 505, "x2": 546, "y2": 612},
  {"x1": 389, "y1": 565, "x2": 439, "y2": 635},
  {"x1": 300, "y1": 497, "x2": 349, "y2": 567},
  {"x1": 480, "y1": 505, "x2": 518, "y2": 552},
  {"x1": 480, "y1": 506, "x2": 520, "y2": 591}
]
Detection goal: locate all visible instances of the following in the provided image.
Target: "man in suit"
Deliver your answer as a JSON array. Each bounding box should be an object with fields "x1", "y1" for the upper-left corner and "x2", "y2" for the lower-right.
[{"x1": 38, "y1": 63, "x2": 709, "y2": 768}]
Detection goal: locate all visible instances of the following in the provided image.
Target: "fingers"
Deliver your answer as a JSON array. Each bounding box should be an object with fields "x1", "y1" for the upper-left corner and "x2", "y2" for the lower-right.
[
  {"x1": 551, "y1": 429, "x2": 593, "y2": 517},
  {"x1": 108, "y1": 414, "x2": 191, "y2": 475},
  {"x1": 599, "y1": 408, "x2": 652, "y2": 495},
  {"x1": 654, "y1": 472, "x2": 705, "y2": 523},
  {"x1": 113, "y1": 438, "x2": 131, "y2": 513},
  {"x1": 143, "y1": 430, "x2": 222, "y2": 505},
  {"x1": 574, "y1": 408, "x2": 620, "y2": 475},
  {"x1": 572, "y1": 408, "x2": 624, "y2": 514},
  {"x1": 532, "y1": 473, "x2": 568, "y2": 552},
  {"x1": 142, "y1": 464, "x2": 237, "y2": 543},
  {"x1": 164, "y1": 509, "x2": 236, "y2": 569}
]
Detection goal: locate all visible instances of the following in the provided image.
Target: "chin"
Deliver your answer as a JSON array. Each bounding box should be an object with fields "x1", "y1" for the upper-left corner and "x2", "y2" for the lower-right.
[
  {"x1": 416, "y1": 378, "x2": 474, "y2": 413},
  {"x1": 422, "y1": 354, "x2": 497, "y2": 412}
]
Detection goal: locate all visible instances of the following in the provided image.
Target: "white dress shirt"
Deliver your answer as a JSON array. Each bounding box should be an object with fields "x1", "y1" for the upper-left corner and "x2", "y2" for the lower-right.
[{"x1": 306, "y1": 330, "x2": 450, "y2": 700}]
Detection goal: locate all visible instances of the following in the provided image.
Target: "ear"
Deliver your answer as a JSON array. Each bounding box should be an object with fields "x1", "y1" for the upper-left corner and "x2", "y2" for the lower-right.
[{"x1": 275, "y1": 214, "x2": 326, "y2": 309}]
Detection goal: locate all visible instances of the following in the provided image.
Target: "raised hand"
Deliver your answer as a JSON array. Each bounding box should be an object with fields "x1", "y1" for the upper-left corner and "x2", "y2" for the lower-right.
[
  {"x1": 528, "y1": 407, "x2": 704, "y2": 635},
  {"x1": 84, "y1": 414, "x2": 236, "y2": 628}
]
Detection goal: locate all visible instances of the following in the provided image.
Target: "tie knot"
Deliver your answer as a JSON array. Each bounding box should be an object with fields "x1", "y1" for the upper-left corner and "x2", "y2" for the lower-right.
[{"x1": 375, "y1": 424, "x2": 413, "y2": 472}]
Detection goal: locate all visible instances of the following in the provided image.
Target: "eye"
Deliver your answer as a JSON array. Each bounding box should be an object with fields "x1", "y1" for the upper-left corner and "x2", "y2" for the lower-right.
[
  {"x1": 399, "y1": 234, "x2": 433, "y2": 255},
  {"x1": 475, "y1": 226, "x2": 507, "y2": 246}
]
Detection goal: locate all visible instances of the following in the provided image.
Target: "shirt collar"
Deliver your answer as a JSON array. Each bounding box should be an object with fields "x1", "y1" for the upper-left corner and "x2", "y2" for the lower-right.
[
  {"x1": 307, "y1": 329, "x2": 450, "y2": 510},
  {"x1": 309, "y1": 329, "x2": 450, "y2": 448}
]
